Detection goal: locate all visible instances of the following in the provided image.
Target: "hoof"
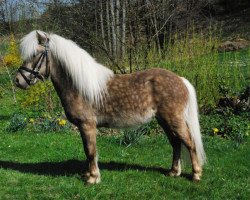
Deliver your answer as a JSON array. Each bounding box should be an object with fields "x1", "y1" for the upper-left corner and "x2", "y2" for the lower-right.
[
  {"x1": 168, "y1": 169, "x2": 181, "y2": 177},
  {"x1": 86, "y1": 175, "x2": 101, "y2": 184},
  {"x1": 192, "y1": 173, "x2": 201, "y2": 182},
  {"x1": 85, "y1": 172, "x2": 101, "y2": 184}
]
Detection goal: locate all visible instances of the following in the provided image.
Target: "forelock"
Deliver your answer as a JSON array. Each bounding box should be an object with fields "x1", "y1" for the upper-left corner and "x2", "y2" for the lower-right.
[{"x1": 20, "y1": 30, "x2": 47, "y2": 60}]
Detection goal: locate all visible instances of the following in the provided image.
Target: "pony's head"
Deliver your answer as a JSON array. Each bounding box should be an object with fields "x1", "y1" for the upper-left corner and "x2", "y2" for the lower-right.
[
  {"x1": 15, "y1": 31, "x2": 51, "y2": 89},
  {"x1": 15, "y1": 30, "x2": 114, "y2": 105}
]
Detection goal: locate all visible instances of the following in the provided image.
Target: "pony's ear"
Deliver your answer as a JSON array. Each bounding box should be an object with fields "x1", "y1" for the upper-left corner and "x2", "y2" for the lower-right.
[{"x1": 36, "y1": 31, "x2": 47, "y2": 44}]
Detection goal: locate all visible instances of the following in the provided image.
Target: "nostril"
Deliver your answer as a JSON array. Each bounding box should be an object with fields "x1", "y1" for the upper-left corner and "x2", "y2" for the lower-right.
[{"x1": 15, "y1": 77, "x2": 19, "y2": 84}]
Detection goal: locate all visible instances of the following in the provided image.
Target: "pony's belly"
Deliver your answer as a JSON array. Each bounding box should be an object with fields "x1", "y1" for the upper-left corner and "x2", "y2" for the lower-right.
[{"x1": 97, "y1": 108, "x2": 156, "y2": 128}]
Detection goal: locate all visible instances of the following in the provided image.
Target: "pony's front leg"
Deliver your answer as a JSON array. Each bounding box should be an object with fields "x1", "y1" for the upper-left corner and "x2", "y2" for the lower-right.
[{"x1": 79, "y1": 122, "x2": 100, "y2": 184}]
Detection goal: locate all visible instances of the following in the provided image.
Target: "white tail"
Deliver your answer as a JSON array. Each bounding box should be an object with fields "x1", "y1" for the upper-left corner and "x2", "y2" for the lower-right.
[{"x1": 181, "y1": 77, "x2": 206, "y2": 166}]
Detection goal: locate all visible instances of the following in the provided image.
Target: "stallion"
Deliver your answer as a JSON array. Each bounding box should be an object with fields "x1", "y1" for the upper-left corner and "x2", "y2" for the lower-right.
[{"x1": 15, "y1": 30, "x2": 206, "y2": 184}]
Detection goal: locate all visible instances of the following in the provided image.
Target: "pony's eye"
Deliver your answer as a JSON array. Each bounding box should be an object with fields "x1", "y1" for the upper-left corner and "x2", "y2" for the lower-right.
[{"x1": 33, "y1": 54, "x2": 36, "y2": 58}]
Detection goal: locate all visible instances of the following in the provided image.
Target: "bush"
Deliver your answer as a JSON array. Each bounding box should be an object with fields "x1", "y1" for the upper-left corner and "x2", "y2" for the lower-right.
[
  {"x1": 34, "y1": 117, "x2": 70, "y2": 132},
  {"x1": 17, "y1": 81, "x2": 61, "y2": 114},
  {"x1": 6, "y1": 113, "x2": 27, "y2": 132},
  {"x1": 119, "y1": 121, "x2": 161, "y2": 146},
  {"x1": 5, "y1": 111, "x2": 71, "y2": 133},
  {"x1": 2, "y1": 34, "x2": 22, "y2": 68}
]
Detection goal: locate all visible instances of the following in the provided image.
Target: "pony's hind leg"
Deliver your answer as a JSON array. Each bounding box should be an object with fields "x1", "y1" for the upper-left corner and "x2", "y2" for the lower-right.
[
  {"x1": 170, "y1": 118, "x2": 202, "y2": 181},
  {"x1": 78, "y1": 122, "x2": 101, "y2": 184},
  {"x1": 157, "y1": 117, "x2": 182, "y2": 177},
  {"x1": 158, "y1": 115, "x2": 202, "y2": 181}
]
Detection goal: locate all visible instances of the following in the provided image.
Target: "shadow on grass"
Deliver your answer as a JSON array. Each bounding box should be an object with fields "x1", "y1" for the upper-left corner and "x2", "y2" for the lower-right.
[
  {"x1": 0, "y1": 159, "x2": 192, "y2": 180},
  {"x1": 0, "y1": 114, "x2": 12, "y2": 120}
]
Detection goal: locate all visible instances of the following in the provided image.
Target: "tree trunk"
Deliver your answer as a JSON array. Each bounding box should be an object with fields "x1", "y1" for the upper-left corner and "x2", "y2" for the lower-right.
[
  {"x1": 95, "y1": 0, "x2": 98, "y2": 37},
  {"x1": 100, "y1": 0, "x2": 107, "y2": 50},
  {"x1": 110, "y1": 0, "x2": 117, "y2": 59},
  {"x1": 106, "y1": 1, "x2": 112, "y2": 53},
  {"x1": 121, "y1": 0, "x2": 126, "y2": 58},
  {"x1": 116, "y1": 0, "x2": 120, "y2": 58}
]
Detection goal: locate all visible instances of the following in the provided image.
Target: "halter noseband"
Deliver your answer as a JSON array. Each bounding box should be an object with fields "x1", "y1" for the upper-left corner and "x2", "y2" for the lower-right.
[{"x1": 18, "y1": 40, "x2": 50, "y2": 85}]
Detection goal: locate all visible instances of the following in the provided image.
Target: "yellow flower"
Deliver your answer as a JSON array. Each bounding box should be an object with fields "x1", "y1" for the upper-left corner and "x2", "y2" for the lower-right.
[
  {"x1": 29, "y1": 118, "x2": 35, "y2": 123},
  {"x1": 213, "y1": 128, "x2": 219, "y2": 134},
  {"x1": 58, "y1": 119, "x2": 67, "y2": 126}
]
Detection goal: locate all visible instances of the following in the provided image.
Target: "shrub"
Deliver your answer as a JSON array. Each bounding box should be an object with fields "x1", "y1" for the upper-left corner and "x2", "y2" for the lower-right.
[
  {"x1": 2, "y1": 34, "x2": 22, "y2": 68},
  {"x1": 6, "y1": 111, "x2": 71, "y2": 133},
  {"x1": 34, "y1": 117, "x2": 70, "y2": 132},
  {"x1": 17, "y1": 81, "x2": 61, "y2": 113},
  {"x1": 119, "y1": 121, "x2": 160, "y2": 146},
  {"x1": 6, "y1": 113, "x2": 27, "y2": 132}
]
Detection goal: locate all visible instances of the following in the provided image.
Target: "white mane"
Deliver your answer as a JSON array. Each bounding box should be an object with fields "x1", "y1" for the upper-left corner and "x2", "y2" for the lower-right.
[{"x1": 20, "y1": 30, "x2": 114, "y2": 105}]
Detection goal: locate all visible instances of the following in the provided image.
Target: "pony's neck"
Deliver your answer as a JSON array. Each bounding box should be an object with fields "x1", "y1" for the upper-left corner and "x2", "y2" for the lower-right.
[
  {"x1": 50, "y1": 56, "x2": 74, "y2": 99},
  {"x1": 49, "y1": 57, "x2": 94, "y2": 125},
  {"x1": 48, "y1": 34, "x2": 114, "y2": 105}
]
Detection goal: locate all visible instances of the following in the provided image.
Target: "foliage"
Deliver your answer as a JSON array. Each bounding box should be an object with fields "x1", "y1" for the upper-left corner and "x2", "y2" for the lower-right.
[
  {"x1": 2, "y1": 34, "x2": 22, "y2": 68},
  {"x1": 34, "y1": 117, "x2": 69, "y2": 132},
  {"x1": 17, "y1": 81, "x2": 61, "y2": 113},
  {"x1": 5, "y1": 110, "x2": 70, "y2": 133},
  {"x1": 6, "y1": 113, "x2": 27, "y2": 132},
  {"x1": 0, "y1": 86, "x2": 4, "y2": 98},
  {"x1": 119, "y1": 121, "x2": 161, "y2": 146},
  {"x1": 223, "y1": 114, "x2": 249, "y2": 144},
  {"x1": 216, "y1": 84, "x2": 250, "y2": 114},
  {"x1": 200, "y1": 85, "x2": 250, "y2": 144},
  {"x1": 200, "y1": 112, "x2": 249, "y2": 145}
]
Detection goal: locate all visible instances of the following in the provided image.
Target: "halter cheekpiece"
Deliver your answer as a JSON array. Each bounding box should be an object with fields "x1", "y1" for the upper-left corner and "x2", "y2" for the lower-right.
[{"x1": 18, "y1": 39, "x2": 50, "y2": 85}]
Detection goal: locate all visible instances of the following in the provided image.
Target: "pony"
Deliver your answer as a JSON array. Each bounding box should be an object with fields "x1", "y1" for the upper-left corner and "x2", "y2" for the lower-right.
[{"x1": 15, "y1": 30, "x2": 206, "y2": 184}]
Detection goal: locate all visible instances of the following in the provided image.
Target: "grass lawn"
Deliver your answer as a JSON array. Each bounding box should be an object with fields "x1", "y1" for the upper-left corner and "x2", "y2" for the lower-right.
[
  {"x1": 0, "y1": 93, "x2": 249, "y2": 199},
  {"x1": 0, "y1": 130, "x2": 249, "y2": 199}
]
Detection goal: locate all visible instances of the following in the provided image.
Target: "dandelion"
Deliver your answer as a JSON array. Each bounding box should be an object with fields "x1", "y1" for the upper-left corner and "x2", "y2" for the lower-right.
[
  {"x1": 213, "y1": 128, "x2": 219, "y2": 134},
  {"x1": 58, "y1": 119, "x2": 67, "y2": 126},
  {"x1": 29, "y1": 118, "x2": 35, "y2": 123}
]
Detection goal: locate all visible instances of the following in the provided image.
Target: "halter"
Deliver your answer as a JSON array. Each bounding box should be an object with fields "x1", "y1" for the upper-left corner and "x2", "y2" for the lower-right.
[{"x1": 18, "y1": 40, "x2": 50, "y2": 85}]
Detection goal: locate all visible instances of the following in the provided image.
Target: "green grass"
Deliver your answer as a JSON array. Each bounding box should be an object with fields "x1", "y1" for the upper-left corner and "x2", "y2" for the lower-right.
[{"x1": 0, "y1": 130, "x2": 249, "y2": 199}]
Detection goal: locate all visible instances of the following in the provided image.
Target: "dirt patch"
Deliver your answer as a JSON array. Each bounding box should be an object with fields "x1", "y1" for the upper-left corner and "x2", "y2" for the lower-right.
[
  {"x1": 218, "y1": 38, "x2": 250, "y2": 52},
  {"x1": 217, "y1": 86, "x2": 250, "y2": 114}
]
